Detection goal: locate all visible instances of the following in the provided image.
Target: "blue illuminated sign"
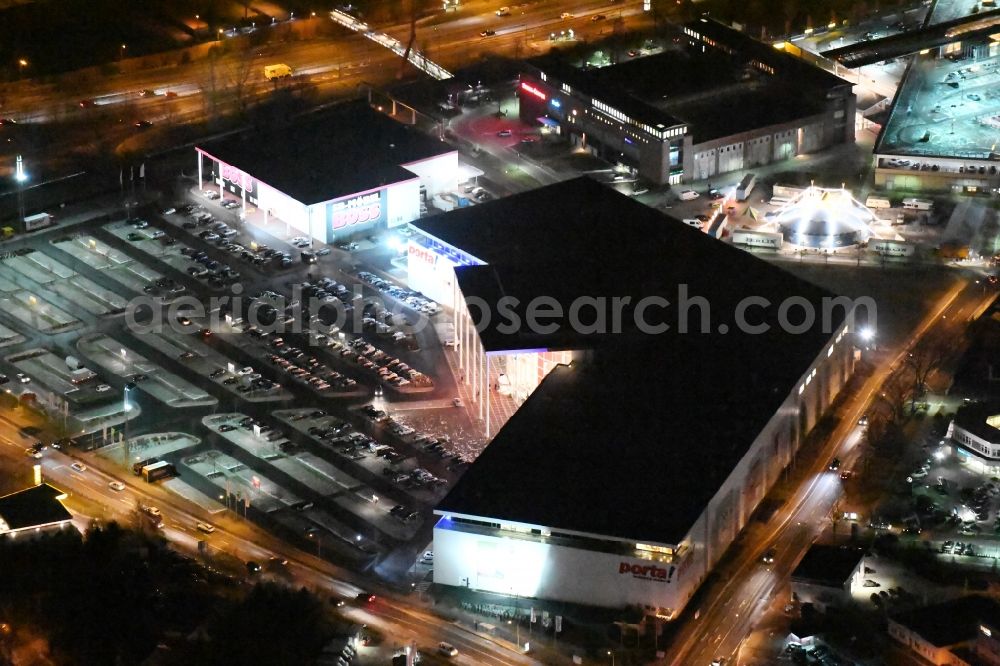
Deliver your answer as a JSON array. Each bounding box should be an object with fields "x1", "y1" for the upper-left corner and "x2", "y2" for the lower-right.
[{"x1": 551, "y1": 98, "x2": 561, "y2": 108}]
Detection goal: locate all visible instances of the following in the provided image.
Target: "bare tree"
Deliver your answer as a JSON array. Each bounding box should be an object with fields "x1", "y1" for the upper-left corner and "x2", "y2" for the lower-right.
[
  {"x1": 878, "y1": 374, "x2": 914, "y2": 425},
  {"x1": 905, "y1": 337, "x2": 950, "y2": 399},
  {"x1": 225, "y1": 40, "x2": 260, "y2": 115}
]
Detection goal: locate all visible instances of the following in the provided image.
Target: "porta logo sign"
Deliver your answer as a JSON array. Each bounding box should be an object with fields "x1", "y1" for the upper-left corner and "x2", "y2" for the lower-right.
[
  {"x1": 619, "y1": 562, "x2": 675, "y2": 583},
  {"x1": 332, "y1": 192, "x2": 382, "y2": 230},
  {"x1": 408, "y1": 244, "x2": 438, "y2": 266}
]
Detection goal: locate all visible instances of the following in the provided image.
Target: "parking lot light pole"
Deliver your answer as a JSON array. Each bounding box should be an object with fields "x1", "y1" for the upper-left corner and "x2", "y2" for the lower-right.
[
  {"x1": 122, "y1": 382, "x2": 135, "y2": 467},
  {"x1": 14, "y1": 155, "x2": 27, "y2": 225}
]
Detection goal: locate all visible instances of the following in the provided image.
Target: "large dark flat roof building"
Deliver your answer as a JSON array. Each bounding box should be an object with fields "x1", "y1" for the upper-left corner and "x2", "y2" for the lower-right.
[
  {"x1": 418, "y1": 178, "x2": 860, "y2": 618},
  {"x1": 517, "y1": 19, "x2": 855, "y2": 185}
]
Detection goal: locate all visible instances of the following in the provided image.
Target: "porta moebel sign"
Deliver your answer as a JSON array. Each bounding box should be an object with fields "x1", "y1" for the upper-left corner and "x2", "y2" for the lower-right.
[{"x1": 619, "y1": 561, "x2": 676, "y2": 583}]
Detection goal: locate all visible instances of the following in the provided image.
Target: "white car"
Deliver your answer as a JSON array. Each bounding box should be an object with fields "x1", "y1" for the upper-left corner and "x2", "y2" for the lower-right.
[
  {"x1": 108, "y1": 480, "x2": 126, "y2": 492},
  {"x1": 679, "y1": 189, "x2": 700, "y2": 201},
  {"x1": 438, "y1": 642, "x2": 458, "y2": 657},
  {"x1": 237, "y1": 366, "x2": 254, "y2": 376},
  {"x1": 96, "y1": 384, "x2": 111, "y2": 392},
  {"x1": 196, "y1": 522, "x2": 216, "y2": 534},
  {"x1": 70, "y1": 462, "x2": 87, "y2": 472}
]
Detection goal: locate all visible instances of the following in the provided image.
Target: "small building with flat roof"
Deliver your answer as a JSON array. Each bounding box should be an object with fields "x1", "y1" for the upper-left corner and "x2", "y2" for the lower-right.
[
  {"x1": 949, "y1": 402, "x2": 1000, "y2": 474},
  {"x1": 0, "y1": 483, "x2": 73, "y2": 537},
  {"x1": 195, "y1": 100, "x2": 457, "y2": 243},
  {"x1": 789, "y1": 544, "x2": 865, "y2": 612},
  {"x1": 889, "y1": 596, "x2": 1000, "y2": 665}
]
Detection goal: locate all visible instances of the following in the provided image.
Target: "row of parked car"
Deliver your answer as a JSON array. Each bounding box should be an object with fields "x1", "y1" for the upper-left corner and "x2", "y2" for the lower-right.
[
  {"x1": 356, "y1": 271, "x2": 440, "y2": 316},
  {"x1": 345, "y1": 337, "x2": 431, "y2": 389},
  {"x1": 172, "y1": 203, "x2": 296, "y2": 269}
]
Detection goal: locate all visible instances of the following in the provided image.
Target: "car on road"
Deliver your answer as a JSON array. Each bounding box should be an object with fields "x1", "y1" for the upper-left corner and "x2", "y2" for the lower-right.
[
  {"x1": 496, "y1": 6, "x2": 510, "y2": 15},
  {"x1": 591, "y1": 13, "x2": 606, "y2": 20},
  {"x1": 762, "y1": 548, "x2": 775, "y2": 564},
  {"x1": 24, "y1": 447, "x2": 42, "y2": 459},
  {"x1": 679, "y1": 189, "x2": 699, "y2": 201},
  {"x1": 70, "y1": 462, "x2": 87, "y2": 472},
  {"x1": 355, "y1": 592, "x2": 375, "y2": 603},
  {"x1": 108, "y1": 480, "x2": 126, "y2": 492},
  {"x1": 828, "y1": 458, "x2": 841, "y2": 471},
  {"x1": 196, "y1": 522, "x2": 216, "y2": 534},
  {"x1": 480, "y1": 29, "x2": 496, "y2": 37},
  {"x1": 246, "y1": 561, "x2": 262, "y2": 575},
  {"x1": 438, "y1": 642, "x2": 458, "y2": 657},
  {"x1": 16, "y1": 373, "x2": 30, "y2": 383},
  {"x1": 560, "y1": 12, "x2": 574, "y2": 19},
  {"x1": 134, "y1": 120, "x2": 153, "y2": 128},
  {"x1": 497, "y1": 129, "x2": 513, "y2": 137},
  {"x1": 96, "y1": 384, "x2": 111, "y2": 392}
]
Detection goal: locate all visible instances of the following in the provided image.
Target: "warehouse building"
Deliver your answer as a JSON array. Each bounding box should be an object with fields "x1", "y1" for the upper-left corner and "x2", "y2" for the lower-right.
[
  {"x1": 873, "y1": 1, "x2": 1000, "y2": 193},
  {"x1": 421, "y1": 178, "x2": 860, "y2": 617},
  {"x1": 517, "y1": 19, "x2": 855, "y2": 185},
  {"x1": 195, "y1": 100, "x2": 457, "y2": 243}
]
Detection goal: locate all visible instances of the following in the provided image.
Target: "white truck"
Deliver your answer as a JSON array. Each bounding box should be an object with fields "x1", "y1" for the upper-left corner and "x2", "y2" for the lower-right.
[
  {"x1": 264, "y1": 64, "x2": 293, "y2": 80},
  {"x1": 902, "y1": 198, "x2": 933, "y2": 211},
  {"x1": 732, "y1": 229, "x2": 783, "y2": 249},
  {"x1": 870, "y1": 239, "x2": 915, "y2": 257}
]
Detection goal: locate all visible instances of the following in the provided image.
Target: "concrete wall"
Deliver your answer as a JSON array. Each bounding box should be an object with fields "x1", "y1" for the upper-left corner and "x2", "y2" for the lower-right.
[
  {"x1": 433, "y1": 521, "x2": 685, "y2": 611},
  {"x1": 677, "y1": 321, "x2": 855, "y2": 610}
]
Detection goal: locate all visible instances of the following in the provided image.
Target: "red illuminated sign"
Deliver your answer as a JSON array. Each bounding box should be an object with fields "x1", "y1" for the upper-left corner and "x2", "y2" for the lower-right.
[
  {"x1": 619, "y1": 562, "x2": 675, "y2": 583},
  {"x1": 220, "y1": 163, "x2": 254, "y2": 191},
  {"x1": 408, "y1": 243, "x2": 438, "y2": 266},
  {"x1": 520, "y1": 81, "x2": 547, "y2": 101}
]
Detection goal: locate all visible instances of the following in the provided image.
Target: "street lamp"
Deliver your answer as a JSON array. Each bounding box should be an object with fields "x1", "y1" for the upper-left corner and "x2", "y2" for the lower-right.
[
  {"x1": 120, "y1": 44, "x2": 126, "y2": 60},
  {"x1": 607, "y1": 650, "x2": 615, "y2": 666},
  {"x1": 14, "y1": 155, "x2": 27, "y2": 225},
  {"x1": 122, "y1": 381, "x2": 136, "y2": 467}
]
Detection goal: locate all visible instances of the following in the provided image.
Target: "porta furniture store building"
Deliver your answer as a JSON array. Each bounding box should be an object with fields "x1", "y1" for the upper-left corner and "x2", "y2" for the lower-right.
[{"x1": 413, "y1": 178, "x2": 860, "y2": 618}]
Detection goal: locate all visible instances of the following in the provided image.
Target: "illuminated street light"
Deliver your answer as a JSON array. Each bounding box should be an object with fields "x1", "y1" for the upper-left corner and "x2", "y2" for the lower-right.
[
  {"x1": 859, "y1": 327, "x2": 874, "y2": 341},
  {"x1": 120, "y1": 44, "x2": 126, "y2": 60},
  {"x1": 14, "y1": 155, "x2": 27, "y2": 183}
]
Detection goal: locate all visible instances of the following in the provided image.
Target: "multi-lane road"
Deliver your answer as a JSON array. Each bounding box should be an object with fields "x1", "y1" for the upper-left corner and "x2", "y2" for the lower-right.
[
  {"x1": 0, "y1": 0, "x2": 653, "y2": 166},
  {"x1": 669, "y1": 277, "x2": 996, "y2": 666},
  {"x1": 0, "y1": 408, "x2": 535, "y2": 665}
]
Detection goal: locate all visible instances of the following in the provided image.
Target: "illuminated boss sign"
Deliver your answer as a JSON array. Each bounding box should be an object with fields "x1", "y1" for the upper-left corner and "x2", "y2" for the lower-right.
[
  {"x1": 521, "y1": 81, "x2": 547, "y2": 101},
  {"x1": 220, "y1": 163, "x2": 254, "y2": 191},
  {"x1": 619, "y1": 561, "x2": 676, "y2": 583},
  {"x1": 332, "y1": 192, "x2": 382, "y2": 230},
  {"x1": 408, "y1": 244, "x2": 438, "y2": 266}
]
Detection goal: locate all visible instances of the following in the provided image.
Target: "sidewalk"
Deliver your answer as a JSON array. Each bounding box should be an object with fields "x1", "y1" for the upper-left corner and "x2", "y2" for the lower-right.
[{"x1": 420, "y1": 594, "x2": 581, "y2": 665}]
